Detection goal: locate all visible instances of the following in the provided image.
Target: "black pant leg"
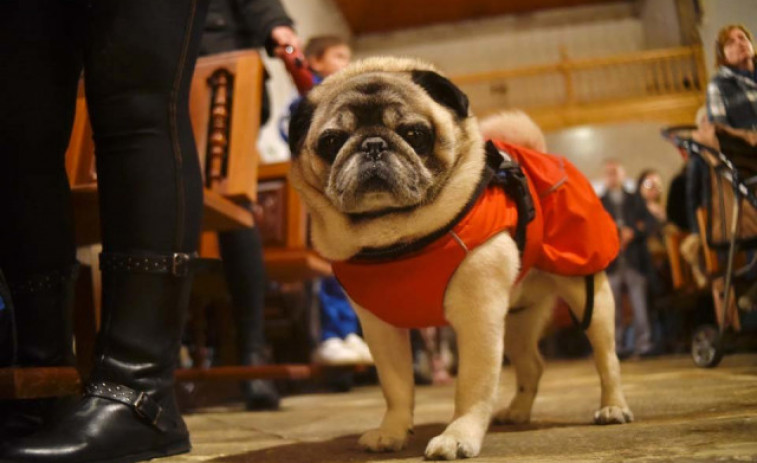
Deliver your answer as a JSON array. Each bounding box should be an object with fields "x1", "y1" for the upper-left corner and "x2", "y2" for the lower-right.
[
  {"x1": 0, "y1": 1, "x2": 84, "y2": 280},
  {"x1": 82, "y1": 0, "x2": 209, "y2": 255},
  {"x1": 218, "y1": 224, "x2": 267, "y2": 354}
]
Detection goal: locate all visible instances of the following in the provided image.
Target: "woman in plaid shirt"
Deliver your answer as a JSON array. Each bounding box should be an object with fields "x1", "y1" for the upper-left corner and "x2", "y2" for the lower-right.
[{"x1": 707, "y1": 24, "x2": 757, "y2": 130}]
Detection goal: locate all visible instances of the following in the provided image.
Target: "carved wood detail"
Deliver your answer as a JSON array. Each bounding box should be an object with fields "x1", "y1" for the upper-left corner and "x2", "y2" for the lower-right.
[{"x1": 205, "y1": 69, "x2": 234, "y2": 190}]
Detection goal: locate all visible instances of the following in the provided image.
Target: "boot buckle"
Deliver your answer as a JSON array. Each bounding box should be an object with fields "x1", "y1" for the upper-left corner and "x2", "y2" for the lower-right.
[
  {"x1": 172, "y1": 253, "x2": 191, "y2": 277},
  {"x1": 133, "y1": 391, "x2": 163, "y2": 427}
]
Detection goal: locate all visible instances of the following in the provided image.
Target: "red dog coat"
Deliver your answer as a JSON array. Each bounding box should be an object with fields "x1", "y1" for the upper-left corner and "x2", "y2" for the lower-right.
[{"x1": 332, "y1": 140, "x2": 619, "y2": 328}]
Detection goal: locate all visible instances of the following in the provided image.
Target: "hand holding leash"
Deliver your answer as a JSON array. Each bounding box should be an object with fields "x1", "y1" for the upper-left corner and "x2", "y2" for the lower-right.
[
  {"x1": 279, "y1": 45, "x2": 315, "y2": 96},
  {"x1": 268, "y1": 26, "x2": 315, "y2": 96}
]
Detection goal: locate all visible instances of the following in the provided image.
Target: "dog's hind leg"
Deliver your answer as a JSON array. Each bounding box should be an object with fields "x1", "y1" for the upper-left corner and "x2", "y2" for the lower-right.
[
  {"x1": 352, "y1": 303, "x2": 415, "y2": 452},
  {"x1": 425, "y1": 233, "x2": 518, "y2": 460},
  {"x1": 554, "y1": 272, "x2": 633, "y2": 424},
  {"x1": 494, "y1": 273, "x2": 555, "y2": 424}
]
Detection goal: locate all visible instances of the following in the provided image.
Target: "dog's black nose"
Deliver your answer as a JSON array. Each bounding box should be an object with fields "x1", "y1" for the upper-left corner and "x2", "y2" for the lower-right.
[{"x1": 361, "y1": 137, "x2": 388, "y2": 158}]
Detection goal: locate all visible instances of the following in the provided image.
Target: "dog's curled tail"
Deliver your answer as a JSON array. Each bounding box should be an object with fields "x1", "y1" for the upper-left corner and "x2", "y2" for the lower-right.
[{"x1": 478, "y1": 110, "x2": 547, "y2": 152}]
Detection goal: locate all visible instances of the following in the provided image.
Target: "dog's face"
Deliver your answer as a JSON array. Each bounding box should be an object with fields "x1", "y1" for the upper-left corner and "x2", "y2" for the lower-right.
[{"x1": 289, "y1": 58, "x2": 472, "y2": 220}]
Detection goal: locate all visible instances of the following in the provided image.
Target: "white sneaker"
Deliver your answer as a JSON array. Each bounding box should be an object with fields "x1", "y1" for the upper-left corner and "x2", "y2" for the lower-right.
[
  {"x1": 313, "y1": 338, "x2": 362, "y2": 365},
  {"x1": 344, "y1": 333, "x2": 374, "y2": 364}
]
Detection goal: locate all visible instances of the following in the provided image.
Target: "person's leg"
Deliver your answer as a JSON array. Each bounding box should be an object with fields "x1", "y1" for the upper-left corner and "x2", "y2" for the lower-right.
[
  {"x1": 318, "y1": 277, "x2": 350, "y2": 341},
  {"x1": 625, "y1": 268, "x2": 653, "y2": 355},
  {"x1": 685, "y1": 156, "x2": 707, "y2": 234},
  {"x1": 0, "y1": 0, "x2": 83, "y2": 439},
  {"x1": 218, "y1": 224, "x2": 279, "y2": 410},
  {"x1": 0, "y1": 1, "x2": 81, "y2": 281},
  {"x1": 336, "y1": 290, "x2": 360, "y2": 336},
  {"x1": 314, "y1": 277, "x2": 360, "y2": 364},
  {"x1": 680, "y1": 233, "x2": 707, "y2": 288},
  {"x1": 2, "y1": 0, "x2": 210, "y2": 461},
  {"x1": 219, "y1": 224, "x2": 266, "y2": 356}
]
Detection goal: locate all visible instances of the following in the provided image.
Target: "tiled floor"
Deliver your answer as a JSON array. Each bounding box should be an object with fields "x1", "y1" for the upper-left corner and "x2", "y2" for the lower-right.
[{"x1": 166, "y1": 354, "x2": 757, "y2": 462}]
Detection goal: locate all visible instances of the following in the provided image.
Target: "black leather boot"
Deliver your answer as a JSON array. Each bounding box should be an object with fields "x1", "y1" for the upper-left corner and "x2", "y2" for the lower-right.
[
  {"x1": 0, "y1": 252, "x2": 195, "y2": 463},
  {"x1": 241, "y1": 351, "x2": 280, "y2": 411},
  {"x1": 0, "y1": 264, "x2": 79, "y2": 439}
]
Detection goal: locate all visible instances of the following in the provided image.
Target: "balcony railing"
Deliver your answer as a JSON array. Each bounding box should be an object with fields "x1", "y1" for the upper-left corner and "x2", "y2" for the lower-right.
[{"x1": 451, "y1": 45, "x2": 707, "y2": 114}]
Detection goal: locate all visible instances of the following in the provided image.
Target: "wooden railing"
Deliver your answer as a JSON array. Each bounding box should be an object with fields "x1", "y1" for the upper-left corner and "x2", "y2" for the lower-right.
[{"x1": 451, "y1": 45, "x2": 707, "y2": 115}]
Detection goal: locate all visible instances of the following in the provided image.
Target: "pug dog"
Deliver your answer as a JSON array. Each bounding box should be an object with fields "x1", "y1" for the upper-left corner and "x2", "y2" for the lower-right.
[{"x1": 288, "y1": 57, "x2": 633, "y2": 460}]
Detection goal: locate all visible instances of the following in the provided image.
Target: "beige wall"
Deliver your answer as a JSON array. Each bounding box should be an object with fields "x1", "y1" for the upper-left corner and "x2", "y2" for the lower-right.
[
  {"x1": 353, "y1": 2, "x2": 642, "y2": 71},
  {"x1": 638, "y1": 0, "x2": 683, "y2": 48},
  {"x1": 279, "y1": 0, "x2": 352, "y2": 43},
  {"x1": 544, "y1": 121, "x2": 685, "y2": 195}
]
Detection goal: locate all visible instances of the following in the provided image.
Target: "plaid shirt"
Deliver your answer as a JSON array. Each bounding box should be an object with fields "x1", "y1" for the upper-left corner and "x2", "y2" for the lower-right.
[{"x1": 706, "y1": 59, "x2": 757, "y2": 130}]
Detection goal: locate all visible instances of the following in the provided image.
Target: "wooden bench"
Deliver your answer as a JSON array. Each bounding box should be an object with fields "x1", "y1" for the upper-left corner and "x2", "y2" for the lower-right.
[
  {"x1": 664, "y1": 228, "x2": 697, "y2": 290},
  {"x1": 257, "y1": 161, "x2": 332, "y2": 282}
]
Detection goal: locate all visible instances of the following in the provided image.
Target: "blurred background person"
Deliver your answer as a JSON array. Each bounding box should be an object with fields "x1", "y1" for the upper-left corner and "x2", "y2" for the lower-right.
[
  {"x1": 637, "y1": 169, "x2": 668, "y2": 292},
  {"x1": 707, "y1": 24, "x2": 757, "y2": 130},
  {"x1": 415, "y1": 327, "x2": 455, "y2": 385},
  {"x1": 304, "y1": 35, "x2": 352, "y2": 80},
  {"x1": 706, "y1": 24, "x2": 757, "y2": 311},
  {"x1": 279, "y1": 35, "x2": 352, "y2": 142},
  {"x1": 638, "y1": 170, "x2": 666, "y2": 227},
  {"x1": 601, "y1": 160, "x2": 654, "y2": 359},
  {"x1": 678, "y1": 107, "x2": 715, "y2": 290},
  {"x1": 198, "y1": 0, "x2": 302, "y2": 412},
  {"x1": 637, "y1": 169, "x2": 672, "y2": 354}
]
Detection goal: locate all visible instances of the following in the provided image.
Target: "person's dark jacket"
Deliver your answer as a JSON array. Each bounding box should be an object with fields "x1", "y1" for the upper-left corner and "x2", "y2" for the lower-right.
[
  {"x1": 601, "y1": 189, "x2": 652, "y2": 274},
  {"x1": 200, "y1": 0, "x2": 294, "y2": 124},
  {"x1": 201, "y1": 0, "x2": 293, "y2": 55},
  {"x1": 666, "y1": 168, "x2": 689, "y2": 231}
]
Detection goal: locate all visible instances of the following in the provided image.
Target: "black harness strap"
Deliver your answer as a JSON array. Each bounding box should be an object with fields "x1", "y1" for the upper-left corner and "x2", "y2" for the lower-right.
[
  {"x1": 484, "y1": 141, "x2": 536, "y2": 253},
  {"x1": 569, "y1": 274, "x2": 595, "y2": 330}
]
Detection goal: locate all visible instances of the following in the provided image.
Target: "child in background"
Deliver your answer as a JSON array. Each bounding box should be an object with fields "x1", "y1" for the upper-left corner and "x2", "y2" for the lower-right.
[
  {"x1": 279, "y1": 36, "x2": 351, "y2": 141},
  {"x1": 304, "y1": 35, "x2": 351, "y2": 81}
]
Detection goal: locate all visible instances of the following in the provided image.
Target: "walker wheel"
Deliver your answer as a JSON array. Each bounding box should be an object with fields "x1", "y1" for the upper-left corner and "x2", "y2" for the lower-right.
[{"x1": 691, "y1": 324, "x2": 724, "y2": 368}]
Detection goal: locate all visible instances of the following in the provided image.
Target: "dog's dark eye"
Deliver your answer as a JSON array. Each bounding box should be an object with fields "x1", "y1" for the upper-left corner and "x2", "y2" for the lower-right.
[
  {"x1": 398, "y1": 125, "x2": 433, "y2": 155},
  {"x1": 316, "y1": 130, "x2": 349, "y2": 163}
]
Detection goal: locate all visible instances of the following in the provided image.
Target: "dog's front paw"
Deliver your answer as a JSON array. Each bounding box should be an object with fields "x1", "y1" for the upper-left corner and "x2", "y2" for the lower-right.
[
  {"x1": 424, "y1": 432, "x2": 481, "y2": 460},
  {"x1": 493, "y1": 405, "x2": 531, "y2": 425},
  {"x1": 359, "y1": 427, "x2": 409, "y2": 452},
  {"x1": 593, "y1": 406, "x2": 634, "y2": 425}
]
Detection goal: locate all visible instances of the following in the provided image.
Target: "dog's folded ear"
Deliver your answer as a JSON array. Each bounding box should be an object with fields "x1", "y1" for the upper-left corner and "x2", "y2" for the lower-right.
[
  {"x1": 288, "y1": 98, "x2": 316, "y2": 157},
  {"x1": 411, "y1": 70, "x2": 469, "y2": 119}
]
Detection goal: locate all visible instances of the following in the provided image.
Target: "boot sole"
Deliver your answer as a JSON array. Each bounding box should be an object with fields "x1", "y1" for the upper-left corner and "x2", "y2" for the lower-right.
[
  {"x1": 92, "y1": 440, "x2": 192, "y2": 463},
  {"x1": 103, "y1": 441, "x2": 192, "y2": 463},
  {"x1": 0, "y1": 440, "x2": 191, "y2": 463}
]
